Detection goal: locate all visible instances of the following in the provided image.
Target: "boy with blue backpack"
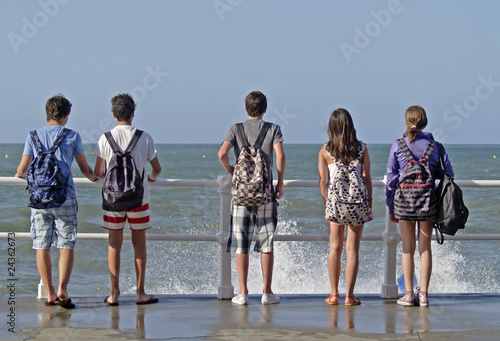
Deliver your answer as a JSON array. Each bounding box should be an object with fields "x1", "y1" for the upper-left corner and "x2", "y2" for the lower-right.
[
  {"x1": 15, "y1": 95, "x2": 97, "y2": 309},
  {"x1": 94, "y1": 93, "x2": 162, "y2": 306}
]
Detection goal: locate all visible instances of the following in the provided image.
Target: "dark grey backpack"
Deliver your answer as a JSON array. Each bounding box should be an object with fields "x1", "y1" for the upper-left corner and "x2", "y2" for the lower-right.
[
  {"x1": 434, "y1": 143, "x2": 469, "y2": 244},
  {"x1": 394, "y1": 139, "x2": 437, "y2": 221},
  {"x1": 102, "y1": 130, "x2": 144, "y2": 212}
]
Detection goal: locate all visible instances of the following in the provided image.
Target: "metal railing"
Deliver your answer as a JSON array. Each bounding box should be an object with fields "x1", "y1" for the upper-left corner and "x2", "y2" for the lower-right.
[{"x1": 1, "y1": 176, "x2": 500, "y2": 299}]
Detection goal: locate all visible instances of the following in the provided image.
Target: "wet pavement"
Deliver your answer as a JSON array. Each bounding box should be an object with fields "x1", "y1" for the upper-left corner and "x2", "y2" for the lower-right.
[{"x1": 1, "y1": 293, "x2": 500, "y2": 340}]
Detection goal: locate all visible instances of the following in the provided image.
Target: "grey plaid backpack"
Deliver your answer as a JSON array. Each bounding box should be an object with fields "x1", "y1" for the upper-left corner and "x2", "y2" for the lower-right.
[
  {"x1": 102, "y1": 130, "x2": 144, "y2": 212},
  {"x1": 231, "y1": 122, "x2": 272, "y2": 206},
  {"x1": 394, "y1": 138, "x2": 437, "y2": 221}
]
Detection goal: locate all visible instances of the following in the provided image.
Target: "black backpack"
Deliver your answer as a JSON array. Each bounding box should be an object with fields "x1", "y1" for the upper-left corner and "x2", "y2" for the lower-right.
[
  {"x1": 27, "y1": 128, "x2": 70, "y2": 209},
  {"x1": 231, "y1": 122, "x2": 272, "y2": 206},
  {"x1": 102, "y1": 130, "x2": 144, "y2": 212},
  {"x1": 394, "y1": 139, "x2": 437, "y2": 221},
  {"x1": 434, "y1": 143, "x2": 469, "y2": 244}
]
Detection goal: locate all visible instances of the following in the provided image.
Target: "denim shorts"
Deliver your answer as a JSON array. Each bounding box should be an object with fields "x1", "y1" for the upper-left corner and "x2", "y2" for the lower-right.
[
  {"x1": 227, "y1": 200, "x2": 278, "y2": 254},
  {"x1": 30, "y1": 197, "x2": 78, "y2": 250}
]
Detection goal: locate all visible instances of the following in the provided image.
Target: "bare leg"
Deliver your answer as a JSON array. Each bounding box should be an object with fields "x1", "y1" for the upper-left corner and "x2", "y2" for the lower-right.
[
  {"x1": 107, "y1": 230, "x2": 123, "y2": 303},
  {"x1": 36, "y1": 249, "x2": 56, "y2": 303},
  {"x1": 345, "y1": 224, "x2": 363, "y2": 298},
  {"x1": 417, "y1": 221, "x2": 433, "y2": 292},
  {"x1": 328, "y1": 222, "x2": 344, "y2": 297},
  {"x1": 236, "y1": 253, "x2": 249, "y2": 295},
  {"x1": 131, "y1": 229, "x2": 150, "y2": 302},
  {"x1": 399, "y1": 220, "x2": 417, "y2": 292},
  {"x1": 57, "y1": 249, "x2": 74, "y2": 301},
  {"x1": 261, "y1": 251, "x2": 274, "y2": 294}
]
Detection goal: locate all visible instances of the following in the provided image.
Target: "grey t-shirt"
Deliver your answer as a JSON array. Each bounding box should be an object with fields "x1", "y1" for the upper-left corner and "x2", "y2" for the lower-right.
[{"x1": 224, "y1": 118, "x2": 284, "y2": 168}]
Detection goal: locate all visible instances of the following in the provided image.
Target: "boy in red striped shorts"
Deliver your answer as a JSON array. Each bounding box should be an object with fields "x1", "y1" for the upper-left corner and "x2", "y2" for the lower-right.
[{"x1": 94, "y1": 94, "x2": 162, "y2": 306}]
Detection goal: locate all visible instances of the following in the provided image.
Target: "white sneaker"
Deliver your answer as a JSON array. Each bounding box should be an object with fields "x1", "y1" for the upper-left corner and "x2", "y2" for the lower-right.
[
  {"x1": 261, "y1": 293, "x2": 280, "y2": 305},
  {"x1": 231, "y1": 294, "x2": 248, "y2": 305}
]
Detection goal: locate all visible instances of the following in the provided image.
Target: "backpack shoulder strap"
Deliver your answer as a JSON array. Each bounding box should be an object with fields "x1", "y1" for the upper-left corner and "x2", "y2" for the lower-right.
[
  {"x1": 351, "y1": 142, "x2": 366, "y2": 166},
  {"x1": 29, "y1": 130, "x2": 43, "y2": 154},
  {"x1": 235, "y1": 123, "x2": 249, "y2": 148},
  {"x1": 324, "y1": 144, "x2": 341, "y2": 165},
  {"x1": 397, "y1": 138, "x2": 414, "y2": 162},
  {"x1": 422, "y1": 140, "x2": 436, "y2": 161},
  {"x1": 104, "y1": 132, "x2": 121, "y2": 154},
  {"x1": 254, "y1": 122, "x2": 272, "y2": 149},
  {"x1": 436, "y1": 142, "x2": 445, "y2": 171},
  {"x1": 49, "y1": 128, "x2": 70, "y2": 153},
  {"x1": 124, "y1": 130, "x2": 143, "y2": 153}
]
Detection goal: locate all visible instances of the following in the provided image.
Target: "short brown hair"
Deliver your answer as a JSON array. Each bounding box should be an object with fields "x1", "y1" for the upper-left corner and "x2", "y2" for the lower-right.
[
  {"x1": 45, "y1": 95, "x2": 72, "y2": 122},
  {"x1": 111, "y1": 94, "x2": 136, "y2": 121},
  {"x1": 245, "y1": 91, "x2": 267, "y2": 117}
]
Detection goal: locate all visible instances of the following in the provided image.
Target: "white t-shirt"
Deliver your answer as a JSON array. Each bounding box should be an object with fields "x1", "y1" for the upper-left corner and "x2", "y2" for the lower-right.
[{"x1": 93, "y1": 125, "x2": 157, "y2": 205}]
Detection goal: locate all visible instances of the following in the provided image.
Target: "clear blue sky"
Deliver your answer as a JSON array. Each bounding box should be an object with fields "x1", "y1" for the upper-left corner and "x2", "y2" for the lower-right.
[{"x1": 1, "y1": 0, "x2": 500, "y2": 144}]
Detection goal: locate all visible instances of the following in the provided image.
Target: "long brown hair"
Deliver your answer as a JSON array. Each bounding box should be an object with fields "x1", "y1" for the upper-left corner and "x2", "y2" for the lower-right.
[
  {"x1": 403, "y1": 105, "x2": 428, "y2": 143},
  {"x1": 326, "y1": 108, "x2": 361, "y2": 165}
]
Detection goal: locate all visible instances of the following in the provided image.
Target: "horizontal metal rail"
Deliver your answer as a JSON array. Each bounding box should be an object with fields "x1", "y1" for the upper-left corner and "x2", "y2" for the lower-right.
[{"x1": 2, "y1": 176, "x2": 500, "y2": 299}]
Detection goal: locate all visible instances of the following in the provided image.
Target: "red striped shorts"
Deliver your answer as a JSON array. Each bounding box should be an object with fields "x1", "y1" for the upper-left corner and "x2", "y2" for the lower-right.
[{"x1": 102, "y1": 203, "x2": 151, "y2": 230}]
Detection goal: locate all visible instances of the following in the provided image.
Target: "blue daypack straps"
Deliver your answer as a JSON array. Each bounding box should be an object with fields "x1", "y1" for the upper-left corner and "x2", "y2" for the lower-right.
[{"x1": 29, "y1": 128, "x2": 70, "y2": 155}]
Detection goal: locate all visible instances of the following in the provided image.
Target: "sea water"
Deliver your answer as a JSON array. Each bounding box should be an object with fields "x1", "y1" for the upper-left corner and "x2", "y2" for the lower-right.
[{"x1": 1, "y1": 143, "x2": 499, "y2": 296}]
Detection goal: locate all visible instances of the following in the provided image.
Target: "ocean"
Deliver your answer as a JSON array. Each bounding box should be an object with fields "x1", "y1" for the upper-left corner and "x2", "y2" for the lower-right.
[{"x1": 1, "y1": 143, "x2": 500, "y2": 296}]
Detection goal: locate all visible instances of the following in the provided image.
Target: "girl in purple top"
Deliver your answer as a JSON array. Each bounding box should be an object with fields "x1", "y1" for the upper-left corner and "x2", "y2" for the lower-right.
[{"x1": 386, "y1": 105, "x2": 454, "y2": 307}]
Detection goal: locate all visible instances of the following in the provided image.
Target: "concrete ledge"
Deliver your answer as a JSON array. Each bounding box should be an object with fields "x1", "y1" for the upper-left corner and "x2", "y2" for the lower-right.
[{"x1": 2, "y1": 294, "x2": 500, "y2": 340}]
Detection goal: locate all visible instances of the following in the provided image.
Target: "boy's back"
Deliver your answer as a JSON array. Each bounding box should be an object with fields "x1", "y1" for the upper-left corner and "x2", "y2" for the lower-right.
[
  {"x1": 225, "y1": 119, "x2": 283, "y2": 171},
  {"x1": 94, "y1": 125, "x2": 157, "y2": 205},
  {"x1": 23, "y1": 125, "x2": 84, "y2": 199}
]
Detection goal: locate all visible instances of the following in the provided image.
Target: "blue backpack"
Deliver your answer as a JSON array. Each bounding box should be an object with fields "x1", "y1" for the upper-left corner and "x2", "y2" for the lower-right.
[
  {"x1": 27, "y1": 128, "x2": 70, "y2": 209},
  {"x1": 101, "y1": 130, "x2": 144, "y2": 212}
]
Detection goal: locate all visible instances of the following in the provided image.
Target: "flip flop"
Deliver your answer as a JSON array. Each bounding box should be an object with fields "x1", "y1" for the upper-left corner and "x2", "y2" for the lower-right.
[
  {"x1": 345, "y1": 295, "x2": 361, "y2": 306},
  {"x1": 55, "y1": 297, "x2": 76, "y2": 309},
  {"x1": 104, "y1": 295, "x2": 119, "y2": 306},
  {"x1": 325, "y1": 294, "x2": 339, "y2": 306},
  {"x1": 44, "y1": 300, "x2": 56, "y2": 306},
  {"x1": 136, "y1": 296, "x2": 158, "y2": 305}
]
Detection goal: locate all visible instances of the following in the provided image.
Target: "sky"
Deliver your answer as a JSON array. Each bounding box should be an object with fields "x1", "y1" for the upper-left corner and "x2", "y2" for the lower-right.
[{"x1": 1, "y1": 0, "x2": 500, "y2": 144}]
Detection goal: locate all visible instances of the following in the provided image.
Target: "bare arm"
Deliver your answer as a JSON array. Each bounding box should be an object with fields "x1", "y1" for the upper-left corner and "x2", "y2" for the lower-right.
[
  {"x1": 361, "y1": 147, "x2": 372, "y2": 209},
  {"x1": 147, "y1": 156, "x2": 162, "y2": 182},
  {"x1": 75, "y1": 153, "x2": 98, "y2": 182},
  {"x1": 94, "y1": 156, "x2": 106, "y2": 180},
  {"x1": 318, "y1": 148, "x2": 329, "y2": 206},
  {"x1": 15, "y1": 155, "x2": 33, "y2": 179},
  {"x1": 273, "y1": 142, "x2": 286, "y2": 199},
  {"x1": 218, "y1": 141, "x2": 234, "y2": 176}
]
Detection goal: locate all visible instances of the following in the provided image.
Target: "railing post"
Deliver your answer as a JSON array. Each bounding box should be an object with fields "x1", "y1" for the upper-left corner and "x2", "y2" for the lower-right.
[
  {"x1": 37, "y1": 279, "x2": 46, "y2": 299},
  {"x1": 217, "y1": 175, "x2": 234, "y2": 300},
  {"x1": 381, "y1": 176, "x2": 400, "y2": 298}
]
